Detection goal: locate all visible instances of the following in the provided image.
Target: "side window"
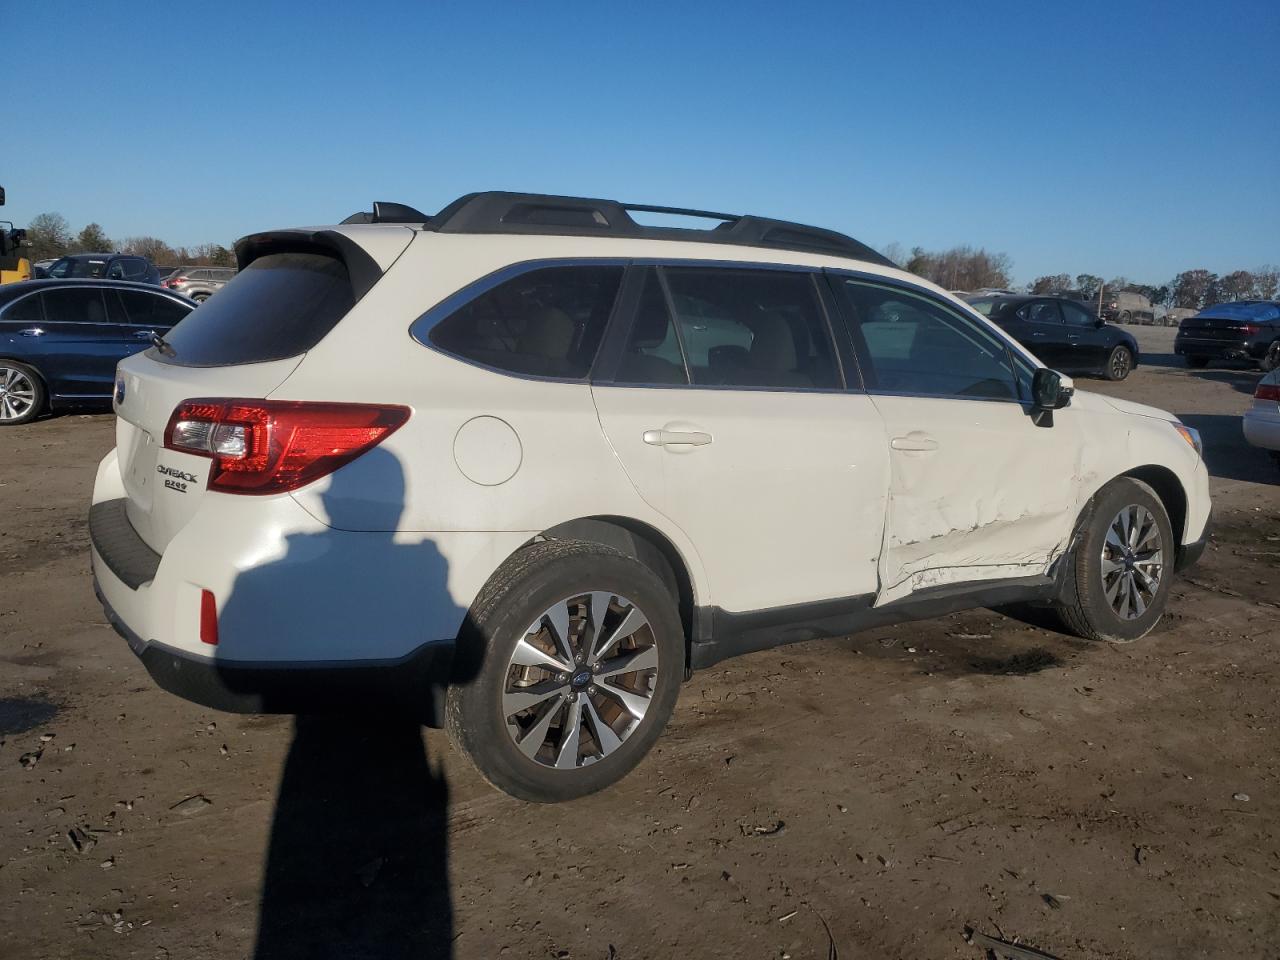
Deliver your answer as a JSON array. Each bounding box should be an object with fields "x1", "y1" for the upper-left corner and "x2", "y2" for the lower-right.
[
  {"x1": 47, "y1": 259, "x2": 72, "y2": 278},
  {"x1": 615, "y1": 269, "x2": 688, "y2": 384},
  {"x1": 117, "y1": 290, "x2": 190, "y2": 328},
  {"x1": 41, "y1": 288, "x2": 109, "y2": 324},
  {"x1": 124, "y1": 258, "x2": 148, "y2": 279},
  {"x1": 840, "y1": 279, "x2": 1018, "y2": 400},
  {"x1": 1019, "y1": 300, "x2": 1063, "y2": 324},
  {"x1": 106, "y1": 261, "x2": 127, "y2": 280},
  {"x1": 428, "y1": 265, "x2": 623, "y2": 379},
  {"x1": 3, "y1": 293, "x2": 45, "y2": 324},
  {"x1": 1061, "y1": 301, "x2": 1097, "y2": 328},
  {"x1": 660, "y1": 268, "x2": 840, "y2": 389}
]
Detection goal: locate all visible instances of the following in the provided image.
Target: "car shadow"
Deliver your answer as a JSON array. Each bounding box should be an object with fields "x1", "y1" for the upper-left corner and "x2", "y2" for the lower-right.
[
  {"x1": 213, "y1": 448, "x2": 478, "y2": 959},
  {"x1": 1189, "y1": 369, "x2": 1262, "y2": 396},
  {"x1": 1175, "y1": 413, "x2": 1276, "y2": 484}
]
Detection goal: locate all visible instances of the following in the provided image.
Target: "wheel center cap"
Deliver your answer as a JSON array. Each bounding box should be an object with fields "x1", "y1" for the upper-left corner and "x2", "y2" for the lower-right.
[{"x1": 571, "y1": 669, "x2": 592, "y2": 688}]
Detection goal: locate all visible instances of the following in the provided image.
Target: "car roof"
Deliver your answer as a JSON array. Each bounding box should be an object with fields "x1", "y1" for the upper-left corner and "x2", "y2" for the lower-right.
[{"x1": 0, "y1": 278, "x2": 193, "y2": 303}]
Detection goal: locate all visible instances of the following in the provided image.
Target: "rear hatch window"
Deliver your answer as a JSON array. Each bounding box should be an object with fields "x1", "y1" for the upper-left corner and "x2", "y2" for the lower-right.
[{"x1": 153, "y1": 251, "x2": 354, "y2": 366}]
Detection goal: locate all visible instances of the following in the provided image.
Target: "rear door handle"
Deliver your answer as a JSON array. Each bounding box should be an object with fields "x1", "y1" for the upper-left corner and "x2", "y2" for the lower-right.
[
  {"x1": 643, "y1": 429, "x2": 712, "y2": 447},
  {"x1": 890, "y1": 434, "x2": 938, "y2": 452},
  {"x1": 132, "y1": 329, "x2": 156, "y2": 339},
  {"x1": 18, "y1": 327, "x2": 44, "y2": 337}
]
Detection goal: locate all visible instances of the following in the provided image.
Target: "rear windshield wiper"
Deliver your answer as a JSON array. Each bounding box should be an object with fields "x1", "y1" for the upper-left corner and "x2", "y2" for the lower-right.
[{"x1": 150, "y1": 332, "x2": 176, "y2": 358}]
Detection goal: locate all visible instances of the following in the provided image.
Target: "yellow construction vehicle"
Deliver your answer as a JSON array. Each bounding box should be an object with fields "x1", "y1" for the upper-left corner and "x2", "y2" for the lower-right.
[{"x1": 0, "y1": 186, "x2": 33, "y2": 285}]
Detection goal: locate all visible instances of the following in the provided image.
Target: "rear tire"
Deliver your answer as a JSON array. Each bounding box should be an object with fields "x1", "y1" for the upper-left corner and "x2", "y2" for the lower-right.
[
  {"x1": 1120, "y1": 310, "x2": 1132, "y2": 325},
  {"x1": 0, "y1": 361, "x2": 45, "y2": 425},
  {"x1": 446, "y1": 539, "x2": 684, "y2": 802},
  {"x1": 1054, "y1": 478, "x2": 1174, "y2": 643},
  {"x1": 1185, "y1": 355, "x2": 1210, "y2": 369},
  {"x1": 1104, "y1": 345, "x2": 1133, "y2": 381}
]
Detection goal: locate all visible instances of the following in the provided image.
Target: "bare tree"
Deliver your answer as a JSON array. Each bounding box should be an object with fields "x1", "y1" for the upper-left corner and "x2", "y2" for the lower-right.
[
  {"x1": 906, "y1": 245, "x2": 1013, "y2": 290},
  {"x1": 1173, "y1": 269, "x2": 1217, "y2": 309},
  {"x1": 1253, "y1": 265, "x2": 1279, "y2": 300},
  {"x1": 120, "y1": 236, "x2": 179, "y2": 263},
  {"x1": 1217, "y1": 270, "x2": 1256, "y2": 302},
  {"x1": 1075, "y1": 274, "x2": 1103, "y2": 301},
  {"x1": 1029, "y1": 274, "x2": 1072, "y2": 294},
  {"x1": 24, "y1": 212, "x2": 73, "y2": 261}
]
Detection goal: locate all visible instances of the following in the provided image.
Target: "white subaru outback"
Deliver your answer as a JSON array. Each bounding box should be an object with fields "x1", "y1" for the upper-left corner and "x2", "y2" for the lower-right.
[{"x1": 90, "y1": 192, "x2": 1211, "y2": 802}]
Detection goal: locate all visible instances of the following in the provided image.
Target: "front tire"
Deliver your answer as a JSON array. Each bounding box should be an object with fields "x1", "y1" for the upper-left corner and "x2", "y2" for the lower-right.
[
  {"x1": 1055, "y1": 478, "x2": 1174, "y2": 643},
  {"x1": 0, "y1": 361, "x2": 45, "y2": 425},
  {"x1": 1120, "y1": 310, "x2": 1132, "y2": 325},
  {"x1": 446, "y1": 539, "x2": 684, "y2": 802},
  {"x1": 1104, "y1": 345, "x2": 1133, "y2": 381}
]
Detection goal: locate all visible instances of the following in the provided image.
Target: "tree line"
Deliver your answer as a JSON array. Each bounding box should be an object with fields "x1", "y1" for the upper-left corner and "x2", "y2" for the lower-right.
[
  {"x1": 21, "y1": 212, "x2": 236, "y2": 268},
  {"x1": 879, "y1": 242, "x2": 1278, "y2": 310}
]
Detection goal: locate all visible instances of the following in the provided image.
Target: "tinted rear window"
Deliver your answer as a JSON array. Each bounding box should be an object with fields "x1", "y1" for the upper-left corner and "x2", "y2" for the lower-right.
[{"x1": 156, "y1": 252, "x2": 355, "y2": 366}]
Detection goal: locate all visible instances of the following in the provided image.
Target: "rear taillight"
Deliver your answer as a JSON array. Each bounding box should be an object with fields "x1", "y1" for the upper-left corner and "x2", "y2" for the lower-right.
[
  {"x1": 1241, "y1": 324, "x2": 1262, "y2": 336},
  {"x1": 1256, "y1": 383, "x2": 1280, "y2": 402},
  {"x1": 199, "y1": 589, "x2": 219, "y2": 645},
  {"x1": 165, "y1": 276, "x2": 186, "y2": 288},
  {"x1": 163, "y1": 399, "x2": 410, "y2": 494}
]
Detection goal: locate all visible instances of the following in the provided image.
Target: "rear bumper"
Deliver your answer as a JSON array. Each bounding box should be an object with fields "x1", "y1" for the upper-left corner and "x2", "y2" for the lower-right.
[
  {"x1": 94, "y1": 575, "x2": 455, "y2": 718},
  {"x1": 1243, "y1": 410, "x2": 1280, "y2": 452},
  {"x1": 1174, "y1": 336, "x2": 1263, "y2": 361}
]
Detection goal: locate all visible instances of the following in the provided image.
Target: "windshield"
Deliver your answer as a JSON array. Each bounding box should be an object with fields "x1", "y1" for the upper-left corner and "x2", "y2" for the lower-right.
[
  {"x1": 155, "y1": 251, "x2": 355, "y2": 366},
  {"x1": 48, "y1": 257, "x2": 109, "y2": 279}
]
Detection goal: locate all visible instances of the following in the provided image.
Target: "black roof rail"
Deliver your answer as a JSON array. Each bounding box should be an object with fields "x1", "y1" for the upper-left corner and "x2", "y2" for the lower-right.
[
  {"x1": 340, "y1": 201, "x2": 432, "y2": 225},
  {"x1": 413, "y1": 191, "x2": 894, "y2": 267}
]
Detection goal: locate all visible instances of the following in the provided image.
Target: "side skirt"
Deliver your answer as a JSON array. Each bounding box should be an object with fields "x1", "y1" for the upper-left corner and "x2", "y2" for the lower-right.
[{"x1": 689, "y1": 574, "x2": 1058, "y2": 670}]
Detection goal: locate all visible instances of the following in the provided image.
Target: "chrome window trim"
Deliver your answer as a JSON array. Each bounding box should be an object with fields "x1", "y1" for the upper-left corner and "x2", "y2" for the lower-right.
[{"x1": 408, "y1": 256, "x2": 846, "y2": 390}]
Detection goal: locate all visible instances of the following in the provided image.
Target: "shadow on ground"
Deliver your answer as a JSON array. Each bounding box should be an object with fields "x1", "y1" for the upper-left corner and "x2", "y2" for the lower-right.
[
  {"x1": 1177, "y1": 413, "x2": 1276, "y2": 484},
  {"x1": 253, "y1": 716, "x2": 453, "y2": 960}
]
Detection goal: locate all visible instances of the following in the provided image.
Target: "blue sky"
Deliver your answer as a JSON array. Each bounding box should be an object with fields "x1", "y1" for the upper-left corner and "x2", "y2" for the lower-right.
[{"x1": 7, "y1": 0, "x2": 1277, "y2": 284}]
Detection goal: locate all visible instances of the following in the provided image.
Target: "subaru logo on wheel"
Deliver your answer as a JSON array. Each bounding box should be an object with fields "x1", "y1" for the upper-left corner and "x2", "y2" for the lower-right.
[{"x1": 114, "y1": 375, "x2": 126, "y2": 405}]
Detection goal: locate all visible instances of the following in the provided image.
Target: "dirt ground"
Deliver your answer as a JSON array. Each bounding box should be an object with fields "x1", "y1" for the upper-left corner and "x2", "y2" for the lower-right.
[{"x1": 2, "y1": 326, "x2": 1277, "y2": 960}]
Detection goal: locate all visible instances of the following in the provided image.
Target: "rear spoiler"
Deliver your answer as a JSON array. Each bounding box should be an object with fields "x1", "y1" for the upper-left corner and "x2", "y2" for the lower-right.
[{"x1": 232, "y1": 229, "x2": 384, "y2": 301}]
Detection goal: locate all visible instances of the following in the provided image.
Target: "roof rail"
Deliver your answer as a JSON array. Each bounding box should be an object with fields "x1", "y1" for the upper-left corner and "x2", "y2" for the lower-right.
[{"x1": 411, "y1": 191, "x2": 893, "y2": 266}]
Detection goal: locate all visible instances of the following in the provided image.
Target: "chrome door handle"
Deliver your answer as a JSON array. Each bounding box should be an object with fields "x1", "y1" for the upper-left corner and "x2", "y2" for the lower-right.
[
  {"x1": 132, "y1": 329, "x2": 156, "y2": 339},
  {"x1": 890, "y1": 434, "x2": 939, "y2": 452},
  {"x1": 643, "y1": 429, "x2": 712, "y2": 447},
  {"x1": 18, "y1": 327, "x2": 44, "y2": 337}
]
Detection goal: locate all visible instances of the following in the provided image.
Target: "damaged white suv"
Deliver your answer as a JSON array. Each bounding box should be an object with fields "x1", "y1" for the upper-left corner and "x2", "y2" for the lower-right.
[{"x1": 90, "y1": 192, "x2": 1211, "y2": 802}]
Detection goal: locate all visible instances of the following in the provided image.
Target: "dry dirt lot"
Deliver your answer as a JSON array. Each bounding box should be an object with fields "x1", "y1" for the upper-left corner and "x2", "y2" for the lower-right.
[{"x1": 1, "y1": 327, "x2": 1277, "y2": 960}]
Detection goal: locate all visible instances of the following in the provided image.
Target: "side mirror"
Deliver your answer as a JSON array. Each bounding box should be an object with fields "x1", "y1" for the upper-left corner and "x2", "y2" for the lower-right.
[
  {"x1": 1032, "y1": 368, "x2": 1074, "y2": 411},
  {"x1": 1095, "y1": 316, "x2": 1106, "y2": 327}
]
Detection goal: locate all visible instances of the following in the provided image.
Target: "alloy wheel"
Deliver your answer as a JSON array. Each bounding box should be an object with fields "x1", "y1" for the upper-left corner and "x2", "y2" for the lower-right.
[
  {"x1": 503, "y1": 591, "x2": 659, "y2": 770},
  {"x1": 0, "y1": 366, "x2": 37, "y2": 422},
  {"x1": 1111, "y1": 348, "x2": 1131, "y2": 379},
  {"x1": 1100, "y1": 504, "x2": 1163, "y2": 620}
]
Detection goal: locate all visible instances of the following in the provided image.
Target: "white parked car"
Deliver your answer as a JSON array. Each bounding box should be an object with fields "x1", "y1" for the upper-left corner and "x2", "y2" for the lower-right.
[
  {"x1": 90, "y1": 192, "x2": 1212, "y2": 801},
  {"x1": 1243, "y1": 368, "x2": 1280, "y2": 465}
]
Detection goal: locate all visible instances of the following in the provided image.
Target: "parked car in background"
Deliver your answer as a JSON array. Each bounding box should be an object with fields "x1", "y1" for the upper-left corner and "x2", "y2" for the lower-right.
[
  {"x1": 1159, "y1": 306, "x2": 1197, "y2": 328},
  {"x1": 155, "y1": 266, "x2": 180, "y2": 283},
  {"x1": 1174, "y1": 301, "x2": 1280, "y2": 370},
  {"x1": 163, "y1": 266, "x2": 237, "y2": 302},
  {"x1": 32, "y1": 259, "x2": 57, "y2": 277},
  {"x1": 45, "y1": 253, "x2": 161, "y2": 285},
  {"x1": 965, "y1": 293, "x2": 1140, "y2": 380},
  {"x1": 0, "y1": 278, "x2": 193, "y2": 424},
  {"x1": 1101, "y1": 290, "x2": 1155, "y2": 325},
  {"x1": 89, "y1": 190, "x2": 1209, "y2": 802},
  {"x1": 1243, "y1": 368, "x2": 1280, "y2": 468}
]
